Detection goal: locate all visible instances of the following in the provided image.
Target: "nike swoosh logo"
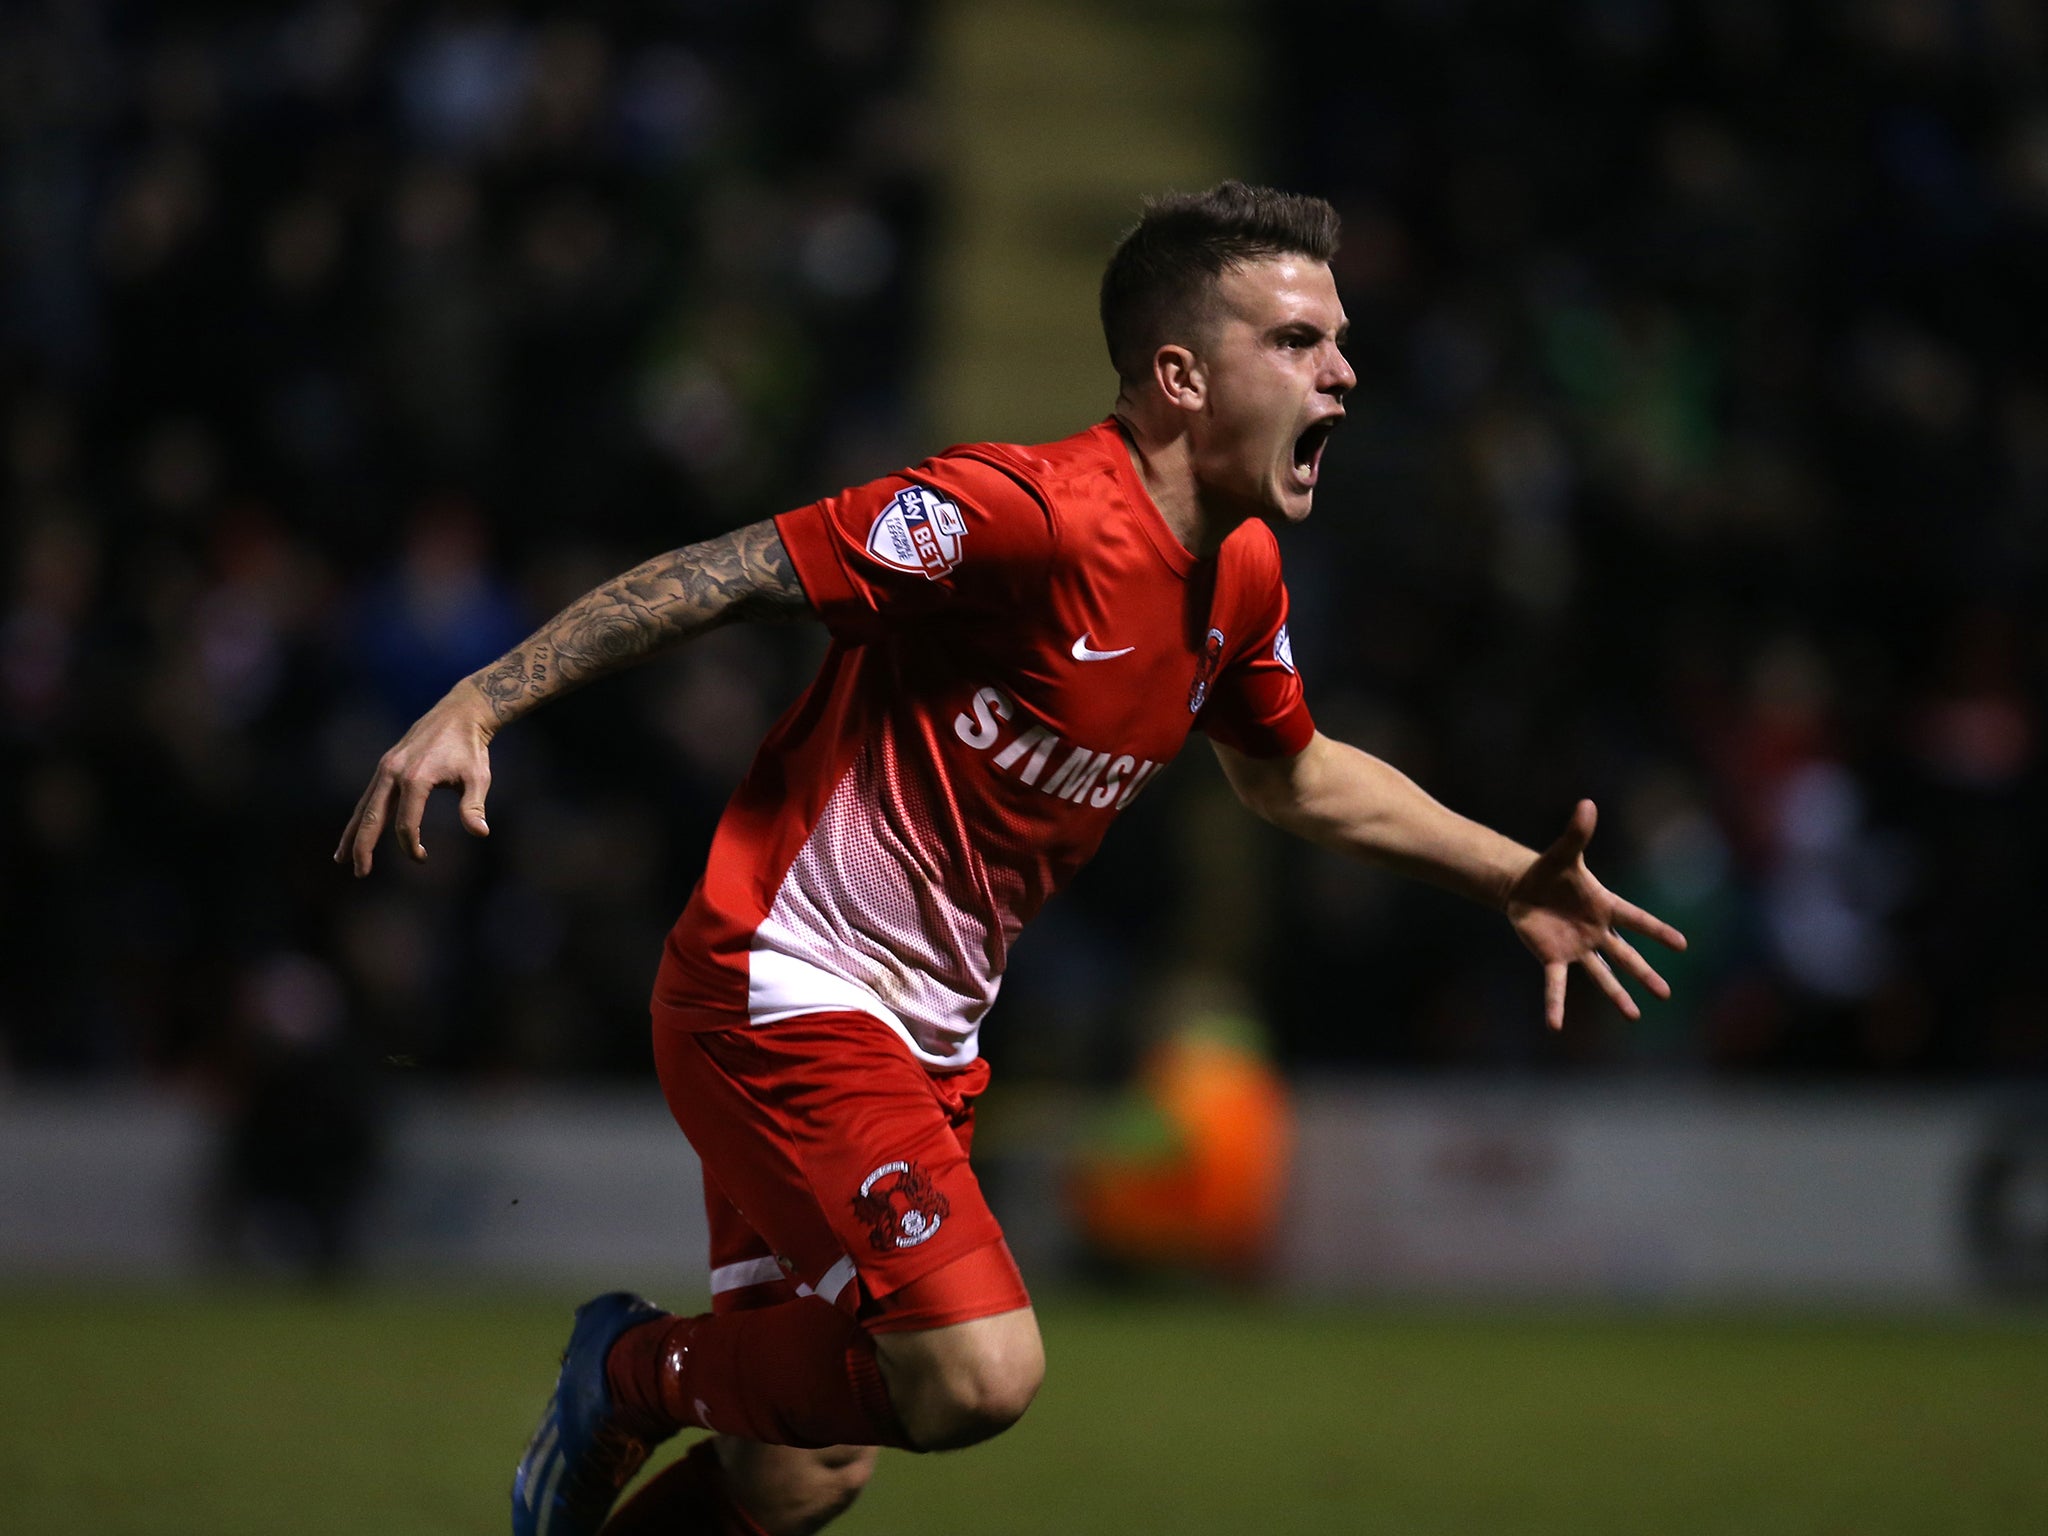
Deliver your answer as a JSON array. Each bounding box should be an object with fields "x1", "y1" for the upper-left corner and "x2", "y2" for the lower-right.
[{"x1": 1071, "y1": 632, "x2": 1135, "y2": 662}]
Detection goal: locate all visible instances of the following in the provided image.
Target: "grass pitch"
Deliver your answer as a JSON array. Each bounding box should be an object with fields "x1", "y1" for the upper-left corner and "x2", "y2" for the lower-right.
[{"x1": 3, "y1": 1289, "x2": 2044, "y2": 1534}]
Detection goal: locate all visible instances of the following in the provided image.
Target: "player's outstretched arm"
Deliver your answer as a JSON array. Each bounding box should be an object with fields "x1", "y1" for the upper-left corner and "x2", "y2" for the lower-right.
[
  {"x1": 335, "y1": 519, "x2": 809, "y2": 876},
  {"x1": 1213, "y1": 733, "x2": 1685, "y2": 1029}
]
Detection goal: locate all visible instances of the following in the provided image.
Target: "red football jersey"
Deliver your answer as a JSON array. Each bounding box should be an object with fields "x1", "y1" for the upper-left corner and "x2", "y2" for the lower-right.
[{"x1": 652, "y1": 420, "x2": 1314, "y2": 1068}]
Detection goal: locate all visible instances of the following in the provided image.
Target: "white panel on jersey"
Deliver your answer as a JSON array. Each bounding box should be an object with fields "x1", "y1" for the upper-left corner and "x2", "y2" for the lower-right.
[
  {"x1": 747, "y1": 745, "x2": 1002, "y2": 1071},
  {"x1": 748, "y1": 945, "x2": 911, "y2": 1036}
]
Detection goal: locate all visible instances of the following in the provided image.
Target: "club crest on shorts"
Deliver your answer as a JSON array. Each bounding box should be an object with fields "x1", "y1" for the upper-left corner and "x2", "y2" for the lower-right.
[
  {"x1": 853, "y1": 1159, "x2": 950, "y2": 1250},
  {"x1": 1188, "y1": 626, "x2": 1226, "y2": 712},
  {"x1": 867, "y1": 485, "x2": 967, "y2": 579},
  {"x1": 1274, "y1": 621, "x2": 1296, "y2": 675}
]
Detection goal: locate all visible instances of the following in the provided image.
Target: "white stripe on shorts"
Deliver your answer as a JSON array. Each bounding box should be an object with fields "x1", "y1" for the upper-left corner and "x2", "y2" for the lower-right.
[
  {"x1": 709, "y1": 1256, "x2": 786, "y2": 1295},
  {"x1": 800, "y1": 1254, "x2": 858, "y2": 1306}
]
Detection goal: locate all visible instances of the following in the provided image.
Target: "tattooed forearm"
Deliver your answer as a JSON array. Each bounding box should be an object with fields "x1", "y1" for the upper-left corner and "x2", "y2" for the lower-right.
[{"x1": 467, "y1": 520, "x2": 810, "y2": 725}]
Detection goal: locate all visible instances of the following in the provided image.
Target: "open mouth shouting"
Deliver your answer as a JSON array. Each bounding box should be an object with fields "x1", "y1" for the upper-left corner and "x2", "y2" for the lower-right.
[{"x1": 1289, "y1": 413, "x2": 1342, "y2": 491}]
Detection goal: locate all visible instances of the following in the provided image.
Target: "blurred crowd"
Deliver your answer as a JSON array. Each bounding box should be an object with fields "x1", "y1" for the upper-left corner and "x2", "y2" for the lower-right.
[
  {"x1": 3, "y1": 0, "x2": 2044, "y2": 1092},
  {"x1": 1, "y1": 0, "x2": 930, "y2": 1083},
  {"x1": 1259, "y1": 0, "x2": 2048, "y2": 1074}
]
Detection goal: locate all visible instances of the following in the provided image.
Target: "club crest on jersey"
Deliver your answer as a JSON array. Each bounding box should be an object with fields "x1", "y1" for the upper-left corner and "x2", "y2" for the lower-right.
[
  {"x1": 867, "y1": 485, "x2": 966, "y2": 579},
  {"x1": 1188, "y1": 627, "x2": 1226, "y2": 712},
  {"x1": 853, "y1": 1159, "x2": 950, "y2": 1251},
  {"x1": 1274, "y1": 622, "x2": 1296, "y2": 675}
]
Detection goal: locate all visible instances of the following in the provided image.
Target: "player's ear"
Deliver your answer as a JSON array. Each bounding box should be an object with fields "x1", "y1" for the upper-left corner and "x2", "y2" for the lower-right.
[{"x1": 1153, "y1": 344, "x2": 1204, "y2": 412}]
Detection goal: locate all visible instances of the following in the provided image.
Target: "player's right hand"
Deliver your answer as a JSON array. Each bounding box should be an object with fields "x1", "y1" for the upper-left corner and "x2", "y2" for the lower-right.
[{"x1": 334, "y1": 684, "x2": 497, "y2": 876}]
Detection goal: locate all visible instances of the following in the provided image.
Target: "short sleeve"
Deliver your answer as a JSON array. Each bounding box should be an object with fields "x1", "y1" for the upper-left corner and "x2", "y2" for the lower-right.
[
  {"x1": 1197, "y1": 532, "x2": 1315, "y2": 760},
  {"x1": 774, "y1": 452, "x2": 1054, "y2": 643}
]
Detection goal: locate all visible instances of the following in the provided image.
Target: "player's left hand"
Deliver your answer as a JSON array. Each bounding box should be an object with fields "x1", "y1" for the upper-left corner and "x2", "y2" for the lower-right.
[{"x1": 1505, "y1": 798, "x2": 1686, "y2": 1030}]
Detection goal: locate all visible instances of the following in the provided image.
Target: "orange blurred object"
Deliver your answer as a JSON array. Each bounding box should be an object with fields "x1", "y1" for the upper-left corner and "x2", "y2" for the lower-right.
[{"x1": 1069, "y1": 1018, "x2": 1295, "y2": 1281}]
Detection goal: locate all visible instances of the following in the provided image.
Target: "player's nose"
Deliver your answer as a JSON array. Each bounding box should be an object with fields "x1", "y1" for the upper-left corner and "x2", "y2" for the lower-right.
[{"x1": 1322, "y1": 344, "x2": 1357, "y2": 397}]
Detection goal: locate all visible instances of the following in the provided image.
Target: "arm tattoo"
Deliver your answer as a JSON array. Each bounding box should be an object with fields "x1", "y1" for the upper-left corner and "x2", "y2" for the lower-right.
[{"x1": 469, "y1": 519, "x2": 811, "y2": 724}]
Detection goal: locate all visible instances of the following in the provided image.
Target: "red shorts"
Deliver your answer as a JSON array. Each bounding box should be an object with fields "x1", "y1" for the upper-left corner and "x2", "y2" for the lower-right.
[{"x1": 652, "y1": 1010, "x2": 1030, "y2": 1334}]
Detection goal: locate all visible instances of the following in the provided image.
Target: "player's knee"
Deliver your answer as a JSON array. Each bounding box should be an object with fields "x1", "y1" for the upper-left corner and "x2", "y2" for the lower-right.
[
  {"x1": 963, "y1": 1347, "x2": 1043, "y2": 1442},
  {"x1": 912, "y1": 1358, "x2": 1042, "y2": 1449},
  {"x1": 887, "y1": 1322, "x2": 1045, "y2": 1450}
]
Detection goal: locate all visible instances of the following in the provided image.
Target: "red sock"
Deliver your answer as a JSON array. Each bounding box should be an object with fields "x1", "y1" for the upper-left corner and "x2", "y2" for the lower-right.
[
  {"x1": 605, "y1": 1299, "x2": 913, "y2": 1450},
  {"x1": 600, "y1": 1440, "x2": 769, "y2": 1536}
]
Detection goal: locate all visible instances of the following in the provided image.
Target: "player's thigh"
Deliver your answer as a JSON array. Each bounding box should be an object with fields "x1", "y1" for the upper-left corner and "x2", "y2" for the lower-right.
[{"x1": 713, "y1": 1437, "x2": 877, "y2": 1535}]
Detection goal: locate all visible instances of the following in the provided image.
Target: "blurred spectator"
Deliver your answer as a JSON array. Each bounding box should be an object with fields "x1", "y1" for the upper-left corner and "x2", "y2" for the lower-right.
[
  {"x1": 209, "y1": 952, "x2": 381, "y2": 1280},
  {"x1": 352, "y1": 496, "x2": 526, "y2": 723},
  {"x1": 1068, "y1": 975, "x2": 1295, "y2": 1285}
]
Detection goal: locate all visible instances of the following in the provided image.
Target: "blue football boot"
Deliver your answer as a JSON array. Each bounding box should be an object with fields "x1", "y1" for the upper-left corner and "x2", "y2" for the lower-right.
[{"x1": 512, "y1": 1291, "x2": 670, "y2": 1536}]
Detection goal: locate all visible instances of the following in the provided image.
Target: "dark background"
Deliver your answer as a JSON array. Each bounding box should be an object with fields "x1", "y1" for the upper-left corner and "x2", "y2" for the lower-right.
[{"x1": 3, "y1": 0, "x2": 2043, "y2": 1092}]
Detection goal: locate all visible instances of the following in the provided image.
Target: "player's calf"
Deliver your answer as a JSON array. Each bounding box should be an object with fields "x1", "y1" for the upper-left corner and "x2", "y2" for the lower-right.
[
  {"x1": 873, "y1": 1307, "x2": 1044, "y2": 1451},
  {"x1": 605, "y1": 1298, "x2": 913, "y2": 1450},
  {"x1": 590, "y1": 1247, "x2": 1039, "y2": 1462}
]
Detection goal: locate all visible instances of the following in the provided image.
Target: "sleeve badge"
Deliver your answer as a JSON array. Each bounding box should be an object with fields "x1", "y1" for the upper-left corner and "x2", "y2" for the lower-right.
[{"x1": 867, "y1": 485, "x2": 967, "y2": 579}]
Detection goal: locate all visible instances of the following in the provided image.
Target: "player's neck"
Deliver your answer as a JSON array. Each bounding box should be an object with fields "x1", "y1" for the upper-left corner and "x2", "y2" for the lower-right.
[{"x1": 1110, "y1": 409, "x2": 1240, "y2": 560}]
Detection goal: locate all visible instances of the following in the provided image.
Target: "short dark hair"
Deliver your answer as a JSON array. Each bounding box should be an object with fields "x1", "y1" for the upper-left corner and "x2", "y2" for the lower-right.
[{"x1": 1100, "y1": 181, "x2": 1340, "y2": 385}]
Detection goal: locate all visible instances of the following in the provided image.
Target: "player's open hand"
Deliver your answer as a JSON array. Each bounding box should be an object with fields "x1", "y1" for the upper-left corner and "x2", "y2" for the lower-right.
[
  {"x1": 334, "y1": 686, "x2": 497, "y2": 876},
  {"x1": 1505, "y1": 798, "x2": 1686, "y2": 1030}
]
